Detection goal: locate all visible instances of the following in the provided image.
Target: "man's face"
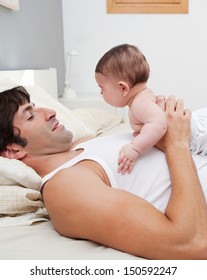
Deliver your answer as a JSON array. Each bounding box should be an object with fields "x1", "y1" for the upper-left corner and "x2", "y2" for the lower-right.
[{"x1": 12, "y1": 102, "x2": 73, "y2": 156}]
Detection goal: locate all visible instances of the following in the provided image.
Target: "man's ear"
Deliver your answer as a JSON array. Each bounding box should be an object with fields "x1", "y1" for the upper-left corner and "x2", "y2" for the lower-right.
[
  {"x1": 1, "y1": 144, "x2": 26, "y2": 160},
  {"x1": 118, "y1": 81, "x2": 130, "y2": 97}
]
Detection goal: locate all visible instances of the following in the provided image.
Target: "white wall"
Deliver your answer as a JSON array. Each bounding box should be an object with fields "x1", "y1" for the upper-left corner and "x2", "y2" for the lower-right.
[{"x1": 62, "y1": 0, "x2": 207, "y2": 110}]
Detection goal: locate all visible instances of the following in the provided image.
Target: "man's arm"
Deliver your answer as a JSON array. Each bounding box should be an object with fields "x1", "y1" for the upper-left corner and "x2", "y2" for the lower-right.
[{"x1": 157, "y1": 96, "x2": 207, "y2": 258}]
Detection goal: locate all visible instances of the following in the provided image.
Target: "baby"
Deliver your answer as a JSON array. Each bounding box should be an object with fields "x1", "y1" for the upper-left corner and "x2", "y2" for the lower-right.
[{"x1": 95, "y1": 43, "x2": 167, "y2": 174}]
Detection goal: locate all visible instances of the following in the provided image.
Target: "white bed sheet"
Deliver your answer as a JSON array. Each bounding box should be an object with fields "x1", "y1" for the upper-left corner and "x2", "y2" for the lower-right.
[{"x1": 0, "y1": 221, "x2": 140, "y2": 260}]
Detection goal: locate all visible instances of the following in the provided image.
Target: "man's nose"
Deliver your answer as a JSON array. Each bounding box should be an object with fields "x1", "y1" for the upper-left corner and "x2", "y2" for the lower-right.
[{"x1": 40, "y1": 107, "x2": 56, "y2": 120}]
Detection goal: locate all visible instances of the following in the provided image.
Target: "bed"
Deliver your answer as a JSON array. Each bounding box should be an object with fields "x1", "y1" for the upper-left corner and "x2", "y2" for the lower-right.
[{"x1": 0, "y1": 68, "x2": 141, "y2": 260}]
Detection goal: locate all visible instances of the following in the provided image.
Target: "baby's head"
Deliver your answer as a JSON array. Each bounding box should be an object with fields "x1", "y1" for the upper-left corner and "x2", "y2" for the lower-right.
[
  {"x1": 95, "y1": 44, "x2": 150, "y2": 107},
  {"x1": 95, "y1": 43, "x2": 150, "y2": 87}
]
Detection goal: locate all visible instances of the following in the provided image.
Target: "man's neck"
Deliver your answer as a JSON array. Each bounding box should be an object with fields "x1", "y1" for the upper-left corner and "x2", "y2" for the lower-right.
[
  {"x1": 22, "y1": 136, "x2": 94, "y2": 177},
  {"x1": 22, "y1": 149, "x2": 82, "y2": 178}
]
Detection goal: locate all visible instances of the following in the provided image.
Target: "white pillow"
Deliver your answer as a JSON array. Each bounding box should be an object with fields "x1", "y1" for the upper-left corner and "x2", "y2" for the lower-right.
[
  {"x1": 0, "y1": 157, "x2": 42, "y2": 190},
  {"x1": 73, "y1": 108, "x2": 123, "y2": 135}
]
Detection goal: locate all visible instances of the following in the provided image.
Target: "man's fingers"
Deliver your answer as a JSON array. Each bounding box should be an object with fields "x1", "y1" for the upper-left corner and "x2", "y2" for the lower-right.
[
  {"x1": 184, "y1": 108, "x2": 191, "y2": 117},
  {"x1": 175, "y1": 98, "x2": 184, "y2": 114},
  {"x1": 157, "y1": 96, "x2": 187, "y2": 116},
  {"x1": 165, "y1": 95, "x2": 176, "y2": 113},
  {"x1": 184, "y1": 108, "x2": 192, "y2": 124},
  {"x1": 156, "y1": 95, "x2": 166, "y2": 111}
]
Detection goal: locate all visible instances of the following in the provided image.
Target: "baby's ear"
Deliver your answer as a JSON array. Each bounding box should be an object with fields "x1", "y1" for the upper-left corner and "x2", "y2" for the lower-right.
[
  {"x1": 1, "y1": 144, "x2": 26, "y2": 160},
  {"x1": 118, "y1": 81, "x2": 130, "y2": 97}
]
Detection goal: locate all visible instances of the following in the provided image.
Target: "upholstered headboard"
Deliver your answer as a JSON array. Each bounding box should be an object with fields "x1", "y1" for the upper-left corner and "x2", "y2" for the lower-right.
[{"x1": 0, "y1": 68, "x2": 58, "y2": 99}]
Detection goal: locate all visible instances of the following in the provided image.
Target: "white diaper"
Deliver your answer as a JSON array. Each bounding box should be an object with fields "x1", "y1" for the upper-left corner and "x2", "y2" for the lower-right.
[{"x1": 190, "y1": 108, "x2": 207, "y2": 157}]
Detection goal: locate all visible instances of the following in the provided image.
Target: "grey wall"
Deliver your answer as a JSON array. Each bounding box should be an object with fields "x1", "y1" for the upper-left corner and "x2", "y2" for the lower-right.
[{"x1": 0, "y1": 0, "x2": 65, "y2": 92}]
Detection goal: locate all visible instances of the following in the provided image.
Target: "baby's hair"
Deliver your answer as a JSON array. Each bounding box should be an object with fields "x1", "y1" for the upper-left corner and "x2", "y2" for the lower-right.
[{"x1": 95, "y1": 43, "x2": 150, "y2": 87}]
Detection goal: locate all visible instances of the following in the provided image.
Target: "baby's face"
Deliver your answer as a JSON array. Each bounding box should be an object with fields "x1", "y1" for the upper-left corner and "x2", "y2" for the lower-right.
[{"x1": 95, "y1": 73, "x2": 128, "y2": 108}]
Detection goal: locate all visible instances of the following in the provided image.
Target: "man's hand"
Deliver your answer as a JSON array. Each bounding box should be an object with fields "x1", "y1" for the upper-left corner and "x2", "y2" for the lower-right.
[{"x1": 156, "y1": 95, "x2": 192, "y2": 152}]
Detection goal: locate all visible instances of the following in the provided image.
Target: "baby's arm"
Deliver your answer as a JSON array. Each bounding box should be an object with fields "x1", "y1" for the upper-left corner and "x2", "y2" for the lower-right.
[
  {"x1": 131, "y1": 101, "x2": 167, "y2": 153},
  {"x1": 118, "y1": 95, "x2": 167, "y2": 174}
]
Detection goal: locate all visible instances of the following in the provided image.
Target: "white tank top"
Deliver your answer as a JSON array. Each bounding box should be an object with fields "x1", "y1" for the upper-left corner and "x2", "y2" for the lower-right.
[{"x1": 42, "y1": 133, "x2": 207, "y2": 213}]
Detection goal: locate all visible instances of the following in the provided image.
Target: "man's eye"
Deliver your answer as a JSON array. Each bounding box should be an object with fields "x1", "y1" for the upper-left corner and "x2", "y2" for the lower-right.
[{"x1": 27, "y1": 114, "x2": 34, "y2": 120}]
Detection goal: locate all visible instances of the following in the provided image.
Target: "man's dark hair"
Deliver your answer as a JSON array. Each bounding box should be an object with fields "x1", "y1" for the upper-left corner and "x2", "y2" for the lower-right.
[{"x1": 0, "y1": 86, "x2": 30, "y2": 152}]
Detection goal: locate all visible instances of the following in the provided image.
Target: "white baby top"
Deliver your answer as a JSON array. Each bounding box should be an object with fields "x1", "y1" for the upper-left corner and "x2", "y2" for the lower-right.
[{"x1": 42, "y1": 133, "x2": 207, "y2": 213}]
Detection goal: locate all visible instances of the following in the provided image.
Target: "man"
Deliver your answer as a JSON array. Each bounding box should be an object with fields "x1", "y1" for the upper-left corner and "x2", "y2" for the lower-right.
[{"x1": 0, "y1": 86, "x2": 207, "y2": 259}]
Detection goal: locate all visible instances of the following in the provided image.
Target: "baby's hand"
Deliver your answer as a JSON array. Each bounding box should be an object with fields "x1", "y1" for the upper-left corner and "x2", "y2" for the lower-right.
[{"x1": 118, "y1": 144, "x2": 140, "y2": 175}]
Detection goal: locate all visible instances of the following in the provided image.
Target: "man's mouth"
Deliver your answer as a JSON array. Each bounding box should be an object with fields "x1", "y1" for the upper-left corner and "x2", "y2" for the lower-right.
[{"x1": 52, "y1": 121, "x2": 60, "y2": 131}]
